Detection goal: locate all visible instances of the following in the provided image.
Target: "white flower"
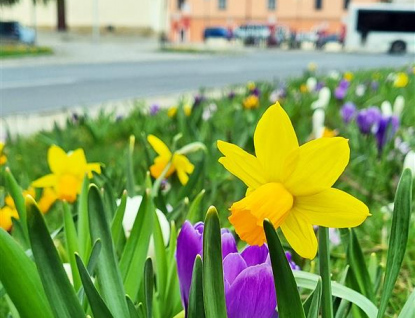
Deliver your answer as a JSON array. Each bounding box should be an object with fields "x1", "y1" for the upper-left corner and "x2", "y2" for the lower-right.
[
  {"x1": 403, "y1": 150, "x2": 415, "y2": 178},
  {"x1": 312, "y1": 108, "x2": 325, "y2": 139},
  {"x1": 328, "y1": 70, "x2": 340, "y2": 80},
  {"x1": 355, "y1": 84, "x2": 366, "y2": 97},
  {"x1": 312, "y1": 87, "x2": 331, "y2": 110},
  {"x1": 393, "y1": 95, "x2": 405, "y2": 118},
  {"x1": 118, "y1": 195, "x2": 170, "y2": 257},
  {"x1": 202, "y1": 103, "x2": 218, "y2": 121},
  {"x1": 306, "y1": 77, "x2": 317, "y2": 92},
  {"x1": 381, "y1": 101, "x2": 393, "y2": 117}
]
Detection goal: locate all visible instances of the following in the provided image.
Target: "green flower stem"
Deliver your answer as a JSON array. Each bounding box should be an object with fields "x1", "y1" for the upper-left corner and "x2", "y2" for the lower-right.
[{"x1": 319, "y1": 226, "x2": 334, "y2": 318}]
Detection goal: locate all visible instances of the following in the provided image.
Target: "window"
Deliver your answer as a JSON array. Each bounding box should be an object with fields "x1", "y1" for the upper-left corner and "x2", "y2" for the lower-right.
[
  {"x1": 357, "y1": 10, "x2": 415, "y2": 33},
  {"x1": 344, "y1": 0, "x2": 350, "y2": 9},
  {"x1": 178, "y1": 0, "x2": 185, "y2": 10},
  {"x1": 268, "y1": 0, "x2": 276, "y2": 10},
  {"x1": 218, "y1": 0, "x2": 226, "y2": 10},
  {"x1": 315, "y1": 0, "x2": 322, "y2": 10}
]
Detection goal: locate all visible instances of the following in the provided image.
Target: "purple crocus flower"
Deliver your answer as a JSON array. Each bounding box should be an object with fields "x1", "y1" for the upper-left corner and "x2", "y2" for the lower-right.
[
  {"x1": 251, "y1": 87, "x2": 261, "y2": 97},
  {"x1": 315, "y1": 81, "x2": 325, "y2": 91},
  {"x1": 340, "y1": 102, "x2": 357, "y2": 124},
  {"x1": 356, "y1": 107, "x2": 382, "y2": 134},
  {"x1": 177, "y1": 221, "x2": 298, "y2": 317},
  {"x1": 193, "y1": 95, "x2": 205, "y2": 108},
  {"x1": 149, "y1": 103, "x2": 160, "y2": 115},
  {"x1": 334, "y1": 79, "x2": 350, "y2": 100},
  {"x1": 228, "y1": 91, "x2": 236, "y2": 100}
]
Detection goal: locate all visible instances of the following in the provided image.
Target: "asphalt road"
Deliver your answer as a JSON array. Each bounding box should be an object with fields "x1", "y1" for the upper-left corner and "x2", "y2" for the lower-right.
[{"x1": 1, "y1": 50, "x2": 414, "y2": 116}]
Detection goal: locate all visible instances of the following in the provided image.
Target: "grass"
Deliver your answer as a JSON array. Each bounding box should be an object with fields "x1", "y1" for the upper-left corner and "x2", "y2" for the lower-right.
[
  {"x1": 0, "y1": 44, "x2": 53, "y2": 59},
  {"x1": 1, "y1": 66, "x2": 414, "y2": 316}
]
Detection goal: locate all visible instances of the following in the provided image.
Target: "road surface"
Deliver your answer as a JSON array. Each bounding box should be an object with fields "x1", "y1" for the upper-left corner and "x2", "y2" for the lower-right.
[{"x1": 1, "y1": 50, "x2": 413, "y2": 116}]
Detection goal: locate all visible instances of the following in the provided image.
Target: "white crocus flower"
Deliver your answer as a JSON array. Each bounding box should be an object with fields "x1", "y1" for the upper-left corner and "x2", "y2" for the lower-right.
[
  {"x1": 312, "y1": 87, "x2": 331, "y2": 110},
  {"x1": 355, "y1": 84, "x2": 366, "y2": 97},
  {"x1": 393, "y1": 95, "x2": 405, "y2": 118},
  {"x1": 328, "y1": 70, "x2": 340, "y2": 80},
  {"x1": 306, "y1": 77, "x2": 317, "y2": 92},
  {"x1": 403, "y1": 150, "x2": 415, "y2": 178},
  {"x1": 381, "y1": 101, "x2": 393, "y2": 117},
  {"x1": 312, "y1": 108, "x2": 325, "y2": 139},
  {"x1": 118, "y1": 195, "x2": 170, "y2": 258}
]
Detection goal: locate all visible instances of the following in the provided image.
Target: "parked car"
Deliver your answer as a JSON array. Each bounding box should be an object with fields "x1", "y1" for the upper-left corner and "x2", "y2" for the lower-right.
[
  {"x1": 316, "y1": 33, "x2": 341, "y2": 49},
  {"x1": 0, "y1": 21, "x2": 36, "y2": 45},
  {"x1": 203, "y1": 27, "x2": 231, "y2": 41},
  {"x1": 234, "y1": 24, "x2": 271, "y2": 41}
]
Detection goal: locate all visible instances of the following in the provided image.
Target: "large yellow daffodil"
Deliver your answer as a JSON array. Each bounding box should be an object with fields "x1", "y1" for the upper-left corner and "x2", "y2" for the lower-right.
[
  {"x1": 32, "y1": 145, "x2": 101, "y2": 203},
  {"x1": 218, "y1": 103, "x2": 369, "y2": 259},
  {"x1": 148, "y1": 135, "x2": 194, "y2": 185}
]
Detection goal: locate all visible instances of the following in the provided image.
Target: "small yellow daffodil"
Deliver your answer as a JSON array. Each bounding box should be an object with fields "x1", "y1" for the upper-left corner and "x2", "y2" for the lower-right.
[
  {"x1": 308, "y1": 62, "x2": 317, "y2": 72},
  {"x1": 0, "y1": 206, "x2": 18, "y2": 231},
  {"x1": 168, "y1": 104, "x2": 192, "y2": 118},
  {"x1": 247, "y1": 81, "x2": 256, "y2": 91},
  {"x1": 344, "y1": 72, "x2": 354, "y2": 81},
  {"x1": 394, "y1": 72, "x2": 409, "y2": 88},
  {"x1": 300, "y1": 84, "x2": 308, "y2": 93},
  {"x1": 148, "y1": 135, "x2": 194, "y2": 185},
  {"x1": 38, "y1": 188, "x2": 58, "y2": 213},
  {"x1": 0, "y1": 142, "x2": 7, "y2": 165},
  {"x1": 243, "y1": 95, "x2": 260, "y2": 109},
  {"x1": 322, "y1": 128, "x2": 338, "y2": 138},
  {"x1": 0, "y1": 188, "x2": 35, "y2": 231},
  {"x1": 32, "y1": 145, "x2": 101, "y2": 203},
  {"x1": 218, "y1": 103, "x2": 369, "y2": 259}
]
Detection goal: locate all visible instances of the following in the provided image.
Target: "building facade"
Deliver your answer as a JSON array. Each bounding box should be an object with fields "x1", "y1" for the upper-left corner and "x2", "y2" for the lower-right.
[
  {"x1": 0, "y1": 0, "x2": 168, "y2": 34},
  {"x1": 169, "y1": 0, "x2": 389, "y2": 42}
]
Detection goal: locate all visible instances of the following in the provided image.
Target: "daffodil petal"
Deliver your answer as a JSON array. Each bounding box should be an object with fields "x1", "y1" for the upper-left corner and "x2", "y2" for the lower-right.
[
  {"x1": 254, "y1": 103, "x2": 299, "y2": 182},
  {"x1": 280, "y1": 210, "x2": 317, "y2": 259},
  {"x1": 68, "y1": 149, "x2": 88, "y2": 176},
  {"x1": 148, "y1": 135, "x2": 172, "y2": 158},
  {"x1": 48, "y1": 145, "x2": 69, "y2": 174},
  {"x1": 32, "y1": 174, "x2": 57, "y2": 188},
  {"x1": 87, "y1": 163, "x2": 102, "y2": 178},
  {"x1": 150, "y1": 156, "x2": 175, "y2": 179},
  {"x1": 174, "y1": 154, "x2": 194, "y2": 185},
  {"x1": 283, "y1": 137, "x2": 350, "y2": 196},
  {"x1": 294, "y1": 188, "x2": 370, "y2": 228},
  {"x1": 217, "y1": 140, "x2": 266, "y2": 189}
]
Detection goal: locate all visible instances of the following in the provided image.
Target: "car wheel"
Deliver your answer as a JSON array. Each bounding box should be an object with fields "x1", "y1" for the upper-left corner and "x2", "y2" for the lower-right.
[{"x1": 390, "y1": 41, "x2": 406, "y2": 54}]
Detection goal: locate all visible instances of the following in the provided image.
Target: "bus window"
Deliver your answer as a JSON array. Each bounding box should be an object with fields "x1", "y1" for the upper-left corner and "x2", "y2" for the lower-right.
[{"x1": 357, "y1": 10, "x2": 415, "y2": 33}]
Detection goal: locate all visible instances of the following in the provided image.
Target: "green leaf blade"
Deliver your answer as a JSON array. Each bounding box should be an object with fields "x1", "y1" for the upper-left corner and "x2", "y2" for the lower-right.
[{"x1": 263, "y1": 219, "x2": 306, "y2": 318}]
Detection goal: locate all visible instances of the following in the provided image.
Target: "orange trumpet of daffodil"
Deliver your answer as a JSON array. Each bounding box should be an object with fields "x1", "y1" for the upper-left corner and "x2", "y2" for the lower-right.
[
  {"x1": 217, "y1": 102, "x2": 369, "y2": 259},
  {"x1": 148, "y1": 135, "x2": 194, "y2": 185},
  {"x1": 32, "y1": 145, "x2": 101, "y2": 203}
]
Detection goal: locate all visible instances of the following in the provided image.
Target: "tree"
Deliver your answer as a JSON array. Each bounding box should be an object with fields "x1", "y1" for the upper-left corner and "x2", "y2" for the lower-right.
[{"x1": 0, "y1": 0, "x2": 67, "y2": 32}]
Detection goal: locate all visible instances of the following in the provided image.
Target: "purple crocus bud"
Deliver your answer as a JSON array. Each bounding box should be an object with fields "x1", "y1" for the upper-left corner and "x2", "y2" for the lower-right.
[
  {"x1": 228, "y1": 91, "x2": 236, "y2": 100},
  {"x1": 340, "y1": 102, "x2": 356, "y2": 124},
  {"x1": 371, "y1": 81, "x2": 379, "y2": 91},
  {"x1": 315, "y1": 81, "x2": 325, "y2": 91},
  {"x1": 375, "y1": 116, "x2": 399, "y2": 152},
  {"x1": 339, "y1": 79, "x2": 350, "y2": 89},
  {"x1": 193, "y1": 95, "x2": 205, "y2": 108},
  {"x1": 356, "y1": 107, "x2": 381, "y2": 134},
  {"x1": 149, "y1": 104, "x2": 160, "y2": 116},
  {"x1": 251, "y1": 87, "x2": 261, "y2": 97},
  {"x1": 176, "y1": 221, "x2": 237, "y2": 310},
  {"x1": 335, "y1": 86, "x2": 347, "y2": 100},
  {"x1": 284, "y1": 251, "x2": 301, "y2": 270}
]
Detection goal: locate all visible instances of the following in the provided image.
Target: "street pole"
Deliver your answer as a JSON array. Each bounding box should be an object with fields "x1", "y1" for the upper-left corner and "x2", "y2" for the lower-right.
[{"x1": 92, "y1": 0, "x2": 100, "y2": 42}]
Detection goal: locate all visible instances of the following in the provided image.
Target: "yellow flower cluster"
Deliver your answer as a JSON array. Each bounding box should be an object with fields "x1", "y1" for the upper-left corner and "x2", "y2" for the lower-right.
[
  {"x1": 0, "y1": 143, "x2": 7, "y2": 166},
  {"x1": 168, "y1": 104, "x2": 192, "y2": 118},
  {"x1": 243, "y1": 95, "x2": 260, "y2": 110}
]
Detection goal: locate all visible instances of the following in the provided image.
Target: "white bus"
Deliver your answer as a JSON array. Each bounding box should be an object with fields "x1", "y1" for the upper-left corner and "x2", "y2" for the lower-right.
[{"x1": 345, "y1": 3, "x2": 415, "y2": 54}]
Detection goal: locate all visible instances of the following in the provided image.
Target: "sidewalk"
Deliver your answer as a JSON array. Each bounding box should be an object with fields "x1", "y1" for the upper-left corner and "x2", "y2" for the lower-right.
[{"x1": 0, "y1": 30, "x2": 207, "y2": 68}]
